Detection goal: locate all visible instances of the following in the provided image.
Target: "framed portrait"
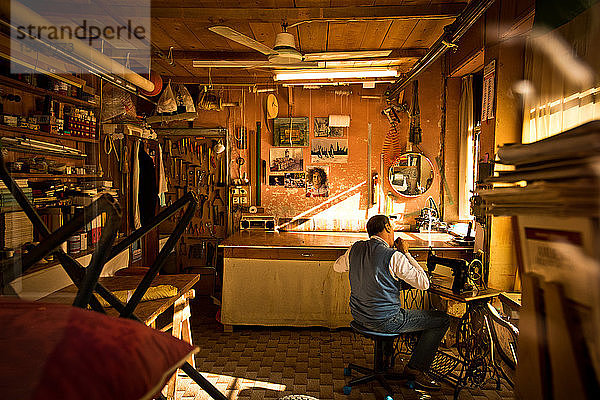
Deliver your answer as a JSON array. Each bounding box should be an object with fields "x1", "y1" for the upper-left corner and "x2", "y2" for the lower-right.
[
  {"x1": 306, "y1": 165, "x2": 330, "y2": 197},
  {"x1": 274, "y1": 117, "x2": 309, "y2": 146},
  {"x1": 269, "y1": 147, "x2": 304, "y2": 172}
]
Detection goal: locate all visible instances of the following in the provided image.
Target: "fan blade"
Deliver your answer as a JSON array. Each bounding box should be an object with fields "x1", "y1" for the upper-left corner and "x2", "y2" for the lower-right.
[
  {"x1": 193, "y1": 60, "x2": 268, "y2": 68},
  {"x1": 303, "y1": 50, "x2": 393, "y2": 62},
  {"x1": 209, "y1": 26, "x2": 277, "y2": 56},
  {"x1": 317, "y1": 59, "x2": 410, "y2": 68},
  {"x1": 193, "y1": 60, "x2": 320, "y2": 69}
]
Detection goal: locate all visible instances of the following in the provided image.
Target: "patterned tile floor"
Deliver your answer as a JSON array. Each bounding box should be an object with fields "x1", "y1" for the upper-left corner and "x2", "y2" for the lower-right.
[{"x1": 171, "y1": 297, "x2": 515, "y2": 400}]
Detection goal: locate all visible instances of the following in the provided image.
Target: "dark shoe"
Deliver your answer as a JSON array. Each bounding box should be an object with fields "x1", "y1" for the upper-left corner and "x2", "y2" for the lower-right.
[{"x1": 403, "y1": 366, "x2": 441, "y2": 391}]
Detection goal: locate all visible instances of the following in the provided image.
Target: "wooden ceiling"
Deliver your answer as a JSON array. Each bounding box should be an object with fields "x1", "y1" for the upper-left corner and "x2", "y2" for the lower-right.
[{"x1": 149, "y1": 1, "x2": 468, "y2": 83}]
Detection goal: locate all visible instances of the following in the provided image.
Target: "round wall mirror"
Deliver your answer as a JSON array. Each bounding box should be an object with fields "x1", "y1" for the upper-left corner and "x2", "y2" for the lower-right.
[{"x1": 388, "y1": 152, "x2": 435, "y2": 197}]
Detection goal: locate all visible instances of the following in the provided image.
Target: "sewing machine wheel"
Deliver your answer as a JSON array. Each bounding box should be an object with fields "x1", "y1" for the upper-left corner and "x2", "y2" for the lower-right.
[{"x1": 467, "y1": 259, "x2": 483, "y2": 289}]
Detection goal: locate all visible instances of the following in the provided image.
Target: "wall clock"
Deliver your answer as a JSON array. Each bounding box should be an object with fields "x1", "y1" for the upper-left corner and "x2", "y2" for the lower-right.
[{"x1": 266, "y1": 93, "x2": 279, "y2": 119}]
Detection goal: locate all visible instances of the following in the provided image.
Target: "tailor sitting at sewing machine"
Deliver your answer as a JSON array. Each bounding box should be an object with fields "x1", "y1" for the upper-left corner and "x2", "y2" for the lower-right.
[
  {"x1": 334, "y1": 215, "x2": 450, "y2": 390},
  {"x1": 426, "y1": 251, "x2": 470, "y2": 294}
]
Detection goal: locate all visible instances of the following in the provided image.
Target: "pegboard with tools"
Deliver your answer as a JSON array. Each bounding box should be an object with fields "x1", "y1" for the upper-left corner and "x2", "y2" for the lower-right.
[{"x1": 158, "y1": 132, "x2": 228, "y2": 273}]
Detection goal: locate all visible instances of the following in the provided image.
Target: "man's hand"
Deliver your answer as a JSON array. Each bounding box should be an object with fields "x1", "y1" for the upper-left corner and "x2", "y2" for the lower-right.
[{"x1": 394, "y1": 237, "x2": 409, "y2": 254}]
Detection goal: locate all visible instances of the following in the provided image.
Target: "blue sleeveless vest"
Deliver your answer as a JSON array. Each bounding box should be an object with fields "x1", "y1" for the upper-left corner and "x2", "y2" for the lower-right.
[{"x1": 348, "y1": 237, "x2": 401, "y2": 324}]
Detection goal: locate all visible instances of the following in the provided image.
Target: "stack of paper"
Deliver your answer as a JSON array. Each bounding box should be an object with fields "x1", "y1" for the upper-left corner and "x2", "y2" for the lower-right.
[{"x1": 479, "y1": 120, "x2": 600, "y2": 216}]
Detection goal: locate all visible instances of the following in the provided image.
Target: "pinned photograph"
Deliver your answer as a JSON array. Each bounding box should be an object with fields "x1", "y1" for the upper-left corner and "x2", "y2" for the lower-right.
[
  {"x1": 314, "y1": 117, "x2": 329, "y2": 137},
  {"x1": 268, "y1": 175, "x2": 285, "y2": 186},
  {"x1": 306, "y1": 166, "x2": 329, "y2": 197},
  {"x1": 284, "y1": 172, "x2": 306, "y2": 188},
  {"x1": 328, "y1": 127, "x2": 344, "y2": 137},
  {"x1": 310, "y1": 138, "x2": 348, "y2": 163},
  {"x1": 270, "y1": 147, "x2": 304, "y2": 172}
]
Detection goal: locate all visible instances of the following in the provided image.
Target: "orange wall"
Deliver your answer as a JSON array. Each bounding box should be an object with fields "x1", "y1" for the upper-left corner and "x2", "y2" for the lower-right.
[{"x1": 184, "y1": 63, "x2": 458, "y2": 230}]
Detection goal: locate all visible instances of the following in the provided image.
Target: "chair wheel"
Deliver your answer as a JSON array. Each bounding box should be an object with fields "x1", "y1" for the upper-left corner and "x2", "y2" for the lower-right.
[
  {"x1": 343, "y1": 367, "x2": 351, "y2": 376},
  {"x1": 343, "y1": 386, "x2": 352, "y2": 395},
  {"x1": 384, "y1": 396, "x2": 394, "y2": 400}
]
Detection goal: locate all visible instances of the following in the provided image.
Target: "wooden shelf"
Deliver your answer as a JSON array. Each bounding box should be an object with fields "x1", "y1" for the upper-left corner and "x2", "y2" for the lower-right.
[
  {"x1": 0, "y1": 125, "x2": 98, "y2": 144},
  {"x1": 0, "y1": 75, "x2": 98, "y2": 109},
  {"x1": 0, "y1": 144, "x2": 87, "y2": 159},
  {"x1": 11, "y1": 173, "x2": 102, "y2": 179}
]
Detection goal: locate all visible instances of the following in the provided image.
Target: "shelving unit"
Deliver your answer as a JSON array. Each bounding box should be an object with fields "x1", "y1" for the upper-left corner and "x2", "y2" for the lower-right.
[{"x1": 0, "y1": 69, "x2": 109, "y2": 276}]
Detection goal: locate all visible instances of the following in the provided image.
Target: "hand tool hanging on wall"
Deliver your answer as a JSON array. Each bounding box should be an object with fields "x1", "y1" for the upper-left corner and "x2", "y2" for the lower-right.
[
  {"x1": 206, "y1": 222, "x2": 214, "y2": 237},
  {"x1": 211, "y1": 190, "x2": 225, "y2": 226},
  {"x1": 409, "y1": 80, "x2": 422, "y2": 146},
  {"x1": 197, "y1": 194, "x2": 207, "y2": 219},
  {"x1": 218, "y1": 156, "x2": 225, "y2": 186}
]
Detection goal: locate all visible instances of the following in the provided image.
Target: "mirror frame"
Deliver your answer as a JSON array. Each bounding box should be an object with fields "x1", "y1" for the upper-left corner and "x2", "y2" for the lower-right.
[{"x1": 388, "y1": 152, "x2": 435, "y2": 198}]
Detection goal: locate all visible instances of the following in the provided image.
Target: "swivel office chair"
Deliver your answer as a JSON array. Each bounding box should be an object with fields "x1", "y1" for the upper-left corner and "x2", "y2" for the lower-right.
[{"x1": 343, "y1": 321, "x2": 407, "y2": 400}]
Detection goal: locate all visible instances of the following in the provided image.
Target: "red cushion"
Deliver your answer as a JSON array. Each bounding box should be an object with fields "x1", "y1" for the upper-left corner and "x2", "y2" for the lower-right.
[{"x1": 0, "y1": 298, "x2": 197, "y2": 400}]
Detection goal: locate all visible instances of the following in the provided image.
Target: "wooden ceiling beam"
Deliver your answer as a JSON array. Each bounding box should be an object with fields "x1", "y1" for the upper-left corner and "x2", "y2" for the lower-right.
[
  {"x1": 151, "y1": 4, "x2": 466, "y2": 21},
  {"x1": 167, "y1": 48, "x2": 428, "y2": 61}
]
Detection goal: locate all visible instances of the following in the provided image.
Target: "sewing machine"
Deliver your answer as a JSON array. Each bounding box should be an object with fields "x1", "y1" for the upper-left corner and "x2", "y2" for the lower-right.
[
  {"x1": 426, "y1": 250, "x2": 470, "y2": 294},
  {"x1": 415, "y1": 197, "x2": 448, "y2": 232}
]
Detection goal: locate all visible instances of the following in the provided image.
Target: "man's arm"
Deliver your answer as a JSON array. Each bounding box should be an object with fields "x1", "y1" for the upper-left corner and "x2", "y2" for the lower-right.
[
  {"x1": 389, "y1": 238, "x2": 430, "y2": 290},
  {"x1": 333, "y1": 247, "x2": 351, "y2": 273}
]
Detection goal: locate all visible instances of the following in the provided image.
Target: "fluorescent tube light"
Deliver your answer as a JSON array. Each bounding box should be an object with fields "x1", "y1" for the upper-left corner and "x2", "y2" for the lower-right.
[{"x1": 274, "y1": 69, "x2": 398, "y2": 81}]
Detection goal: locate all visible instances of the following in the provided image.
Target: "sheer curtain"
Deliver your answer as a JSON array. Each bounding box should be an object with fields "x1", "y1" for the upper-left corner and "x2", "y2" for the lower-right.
[
  {"x1": 522, "y1": 3, "x2": 600, "y2": 143},
  {"x1": 458, "y1": 75, "x2": 474, "y2": 221}
]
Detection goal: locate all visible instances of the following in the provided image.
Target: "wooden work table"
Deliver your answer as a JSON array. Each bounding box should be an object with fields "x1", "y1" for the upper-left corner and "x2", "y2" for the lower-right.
[
  {"x1": 220, "y1": 230, "x2": 473, "y2": 330},
  {"x1": 221, "y1": 230, "x2": 472, "y2": 250},
  {"x1": 39, "y1": 274, "x2": 200, "y2": 326}
]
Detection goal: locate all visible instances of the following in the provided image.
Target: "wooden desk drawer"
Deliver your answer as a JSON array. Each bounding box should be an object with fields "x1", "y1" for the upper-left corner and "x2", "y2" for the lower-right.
[{"x1": 225, "y1": 247, "x2": 345, "y2": 261}]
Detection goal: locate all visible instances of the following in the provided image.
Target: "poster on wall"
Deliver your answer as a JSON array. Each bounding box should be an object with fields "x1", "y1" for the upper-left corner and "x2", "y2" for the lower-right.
[
  {"x1": 310, "y1": 138, "x2": 348, "y2": 163},
  {"x1": 284, "y1": 172, "x2": 306, "y2": 188},
  {"x1": 274, "y1": 117, "x2": 309, "y2": 146},
  {"x1": 306, "y1": 165, "x2": 329, "y2": 197},
  {"x1": 270, "y1": 147, "x2": 304, "y2": 172},
  {"x1": 314, "y1": 117, "x2": 329, "y2": 137},
  {"x1": 481, "y1": 59, "x2": 495, "y2": 121}
]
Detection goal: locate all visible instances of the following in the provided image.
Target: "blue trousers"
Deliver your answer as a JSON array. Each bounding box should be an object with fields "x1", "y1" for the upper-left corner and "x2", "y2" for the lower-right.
[{"x1": 361, "y1": 309, "x2": 450, "y2": 372}]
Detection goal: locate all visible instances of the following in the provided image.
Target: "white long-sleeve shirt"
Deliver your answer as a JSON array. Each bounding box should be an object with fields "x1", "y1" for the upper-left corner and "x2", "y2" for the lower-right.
[{"x1": 333, "y1": 235, "x2": 430, "y2": 290}]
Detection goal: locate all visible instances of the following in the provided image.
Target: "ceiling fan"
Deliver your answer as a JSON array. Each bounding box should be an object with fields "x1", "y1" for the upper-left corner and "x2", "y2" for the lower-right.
[{"x1": 192, "y1": 25, "x2": 393, "y2": 69}]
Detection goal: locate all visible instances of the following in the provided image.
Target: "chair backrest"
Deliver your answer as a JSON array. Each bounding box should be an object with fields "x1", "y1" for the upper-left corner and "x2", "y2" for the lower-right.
[{"x1": 484, "y1": 302, "x2": 519, "y2": 386}]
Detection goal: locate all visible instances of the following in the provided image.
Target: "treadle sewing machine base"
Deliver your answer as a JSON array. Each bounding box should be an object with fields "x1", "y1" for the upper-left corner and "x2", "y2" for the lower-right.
[{"x1": 396, "y1": 275, "x2": 503, "y2": 399}]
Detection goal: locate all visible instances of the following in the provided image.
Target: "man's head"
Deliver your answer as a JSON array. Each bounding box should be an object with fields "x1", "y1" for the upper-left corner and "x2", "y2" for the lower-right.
[{"x1": 366, "y1": 215, "x2": 394, "y2": 246}]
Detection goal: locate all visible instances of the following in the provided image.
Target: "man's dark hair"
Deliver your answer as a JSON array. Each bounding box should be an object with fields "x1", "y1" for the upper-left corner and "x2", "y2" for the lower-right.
[{"x1": 366, "y1": 215, "x2": 390, "y2": 236}]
